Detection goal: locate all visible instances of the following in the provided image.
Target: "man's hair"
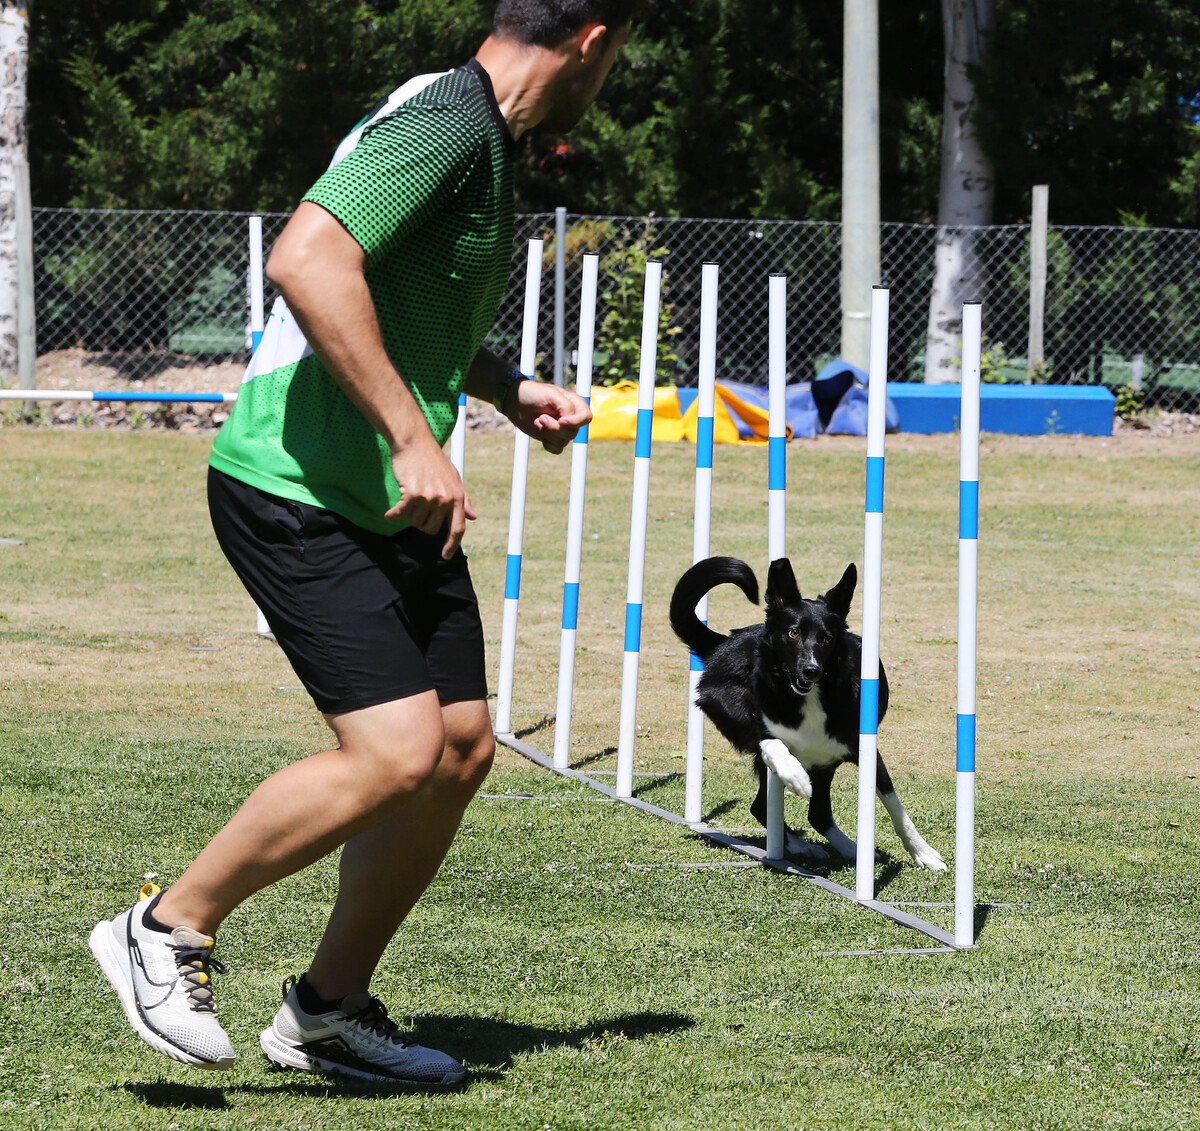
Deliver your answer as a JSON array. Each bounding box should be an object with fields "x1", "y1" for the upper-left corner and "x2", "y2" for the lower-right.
[{"x1": 491, "y1": 0, "x2": 640, "y2": 48}]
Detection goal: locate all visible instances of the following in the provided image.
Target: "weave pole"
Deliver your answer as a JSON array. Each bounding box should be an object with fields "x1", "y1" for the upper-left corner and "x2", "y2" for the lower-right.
[
  {"x1": 248, "y1": 216, "x2": 271, "y2": 638},
  {"x1": 552, "y1": 252, "x2": 599, "y2": 769},
  {"x1": 449, "y1": 392, "x2": 467, "y2": 477},
  {"x1": 494, "y1": 238, "x2": 544, "y2": 736},
  {"x1": 955, "y1": 300, "x2": 982, "y2": 947},
  {"x1": 765, "y1": 272, "x2": 788, "y2": 859},
  {"x1": 248, "y1": 216, "x2": 265, "y2": 354},
  {"x1": 855, "y1": 285, "x2": 891, "y2": 900},
  {"x1": 684, "y1": 261, "x2": 719, "y2": 824},
  {"x1": 615, "y1": 260, "x2": 664, "y2": 799}
]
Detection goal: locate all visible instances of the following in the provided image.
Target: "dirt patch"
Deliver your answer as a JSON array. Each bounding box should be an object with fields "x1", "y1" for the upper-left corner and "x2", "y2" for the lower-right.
[{"x1": 10, "y1": 348, "x2": 515, "y2": 435}]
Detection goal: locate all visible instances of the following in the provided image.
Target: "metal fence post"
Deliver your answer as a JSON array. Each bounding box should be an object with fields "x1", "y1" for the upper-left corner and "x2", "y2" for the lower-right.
[
  {"x1": 16, "y1": 157, "x2": 35, "y2": 391},
  {"x1": 1028, "y1": 185, "x2": 1049, "y2": 377},
  {"x1": 554, "y1": 206, "x2": 566, "y2": 386}
]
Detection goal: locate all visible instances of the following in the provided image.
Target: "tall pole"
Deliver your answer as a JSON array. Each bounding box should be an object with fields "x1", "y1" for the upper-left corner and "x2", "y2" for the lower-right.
[
  {"x1": 841, "y1": 0, "x2": 881, "y2": 371},
  {"x1": 1028, "y1": 184, "x2": 1049, "y2": 378}
]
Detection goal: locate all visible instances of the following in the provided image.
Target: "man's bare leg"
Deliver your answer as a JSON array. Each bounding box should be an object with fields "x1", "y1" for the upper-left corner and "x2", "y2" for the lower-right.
[
  {"x1": 154, "y1": 691, "x2": 449, "y2": 936},
  {"x1": 304, "y1": 699, "x2": 495, "y2": 1000}
]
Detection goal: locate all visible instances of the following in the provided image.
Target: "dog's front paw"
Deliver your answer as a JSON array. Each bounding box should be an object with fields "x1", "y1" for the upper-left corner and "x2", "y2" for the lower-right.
[
  {"x1": 910, "y1": 844, "x2": 948, "y2": 871},
  {"x1": 760, "y1": 739, "x2": 813, "y2": 799}
]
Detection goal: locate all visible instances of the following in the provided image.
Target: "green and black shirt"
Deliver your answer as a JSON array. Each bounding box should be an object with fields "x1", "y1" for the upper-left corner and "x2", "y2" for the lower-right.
[{"x1": 210, "y1": 60, "x2": 516, "y2": 534}]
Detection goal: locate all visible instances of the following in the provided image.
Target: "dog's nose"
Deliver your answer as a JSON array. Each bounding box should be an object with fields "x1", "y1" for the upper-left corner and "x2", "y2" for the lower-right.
[{"x1": 801, "y1": 663, "x2": 821, "y2": 682}]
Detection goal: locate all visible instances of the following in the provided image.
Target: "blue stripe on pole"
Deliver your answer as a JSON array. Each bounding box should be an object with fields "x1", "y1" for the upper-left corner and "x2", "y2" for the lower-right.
[
  {"x1": 458, "y1": 392, "x2": 466, "y2": 407},
  {"x1": 865, "y1": 456, "x2": 885, "y2": 513},
  {"x1": 769, "y1": 435, "x2": 786, "y2": 490},
  {"x1": 93, "y1": 391, "x2": 232, "y2": 404},
  {"x1": 504, "y1": 554, "x2": 522, "y2": 600},
  {"x1": 690, "y1": 651, "x2": 704, "y2": 672},
  {"x1": 623, "y1": 603, "x2": 642, "y2": 652},
  {"x1": 635, "y1": 408, "x2": 653, "y2": 458},
  {"x1": 957, "y1": 714, "x2": 976, "y2": 771},
  {"x1": 697, "y1": 416, "x2": 714, "y2": 468},
  {"x1": 959, "y1": 481, "x2": 979, "y2": 539},
  {"x1": 574, "y1": 394, "x2": 591, "y2": 444},
  {"x1": 562, "y1": 581, "x2": 579, "y2": 629},
  {"x1": 251, "y1": 330, "x2": 263, "y2": 354},
  {"x1": 859, "y1": 677, "x2": 880, "y2": 736}
]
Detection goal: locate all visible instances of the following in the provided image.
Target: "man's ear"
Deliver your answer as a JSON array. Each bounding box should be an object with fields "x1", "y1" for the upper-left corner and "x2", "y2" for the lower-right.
[{"x1": 576, "y1": 22, "x2": 609, "y2": 62}]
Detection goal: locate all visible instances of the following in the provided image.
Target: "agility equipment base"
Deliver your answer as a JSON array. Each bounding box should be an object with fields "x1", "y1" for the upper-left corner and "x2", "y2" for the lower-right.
[{"x1": 497, "y1": 731, "x2": 973, "y2": 954}]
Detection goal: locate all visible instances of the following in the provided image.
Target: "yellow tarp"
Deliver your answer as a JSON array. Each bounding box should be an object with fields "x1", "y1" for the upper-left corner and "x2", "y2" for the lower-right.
[{"x1": 588, "y1": 381, "x2": 790, "y2": 444}]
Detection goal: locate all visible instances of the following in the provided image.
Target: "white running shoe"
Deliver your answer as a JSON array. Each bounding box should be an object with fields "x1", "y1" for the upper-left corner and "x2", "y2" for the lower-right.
[
  {"x1": 260, "y1": 977, "x2": 466, "y2": 1085},
  {"x1": 88, "y1": 884, "x2": 237, "y2": 1070}
]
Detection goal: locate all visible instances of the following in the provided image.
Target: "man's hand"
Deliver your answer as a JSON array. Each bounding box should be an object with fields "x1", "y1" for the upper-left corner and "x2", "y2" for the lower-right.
[
  {"x1": 506, "y1": 380, "x2": 592, "y2": 454},
  {"x1": 385, "y1": 432, "x2": 477, "y2": 559}
]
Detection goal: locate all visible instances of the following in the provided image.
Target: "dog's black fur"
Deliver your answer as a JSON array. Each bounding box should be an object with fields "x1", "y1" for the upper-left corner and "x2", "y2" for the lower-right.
[{"x1": 669, "y1": 556, "x2": 945, "y2": 870}]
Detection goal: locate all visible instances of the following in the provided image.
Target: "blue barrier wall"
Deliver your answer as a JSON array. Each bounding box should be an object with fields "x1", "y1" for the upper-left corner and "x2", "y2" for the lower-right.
[{"x1": 888, "y1": 384, "x2": 1115, "y2": 436}]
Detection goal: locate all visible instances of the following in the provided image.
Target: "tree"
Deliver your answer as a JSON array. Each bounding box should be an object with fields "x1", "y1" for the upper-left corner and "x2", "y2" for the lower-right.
[
  {"x1": 924, "y1": 0, "x2": 995, "y2": 384},
  {"x1": 974, "y1": 0, "x2": 1200, "y2": 227},
  {"x1": 0, "y1": 0, "x2": 29, "y2": 379}
]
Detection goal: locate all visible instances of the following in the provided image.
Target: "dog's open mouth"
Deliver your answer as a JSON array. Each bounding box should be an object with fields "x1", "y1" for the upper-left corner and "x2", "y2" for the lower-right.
[{"x1": 791, "y1": 679, "x2": 813, "y2": 696}]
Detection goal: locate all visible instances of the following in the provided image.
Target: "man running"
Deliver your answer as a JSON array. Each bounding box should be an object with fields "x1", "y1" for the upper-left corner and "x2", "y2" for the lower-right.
[{"x1": 90, "y1": 0, "x2": 635, "y2": 1086}]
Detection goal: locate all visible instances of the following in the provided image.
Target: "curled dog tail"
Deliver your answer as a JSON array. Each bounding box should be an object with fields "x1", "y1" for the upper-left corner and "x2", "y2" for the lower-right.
[{"x1": 669, "y1": 556, "x2": 760, "y2": 661}]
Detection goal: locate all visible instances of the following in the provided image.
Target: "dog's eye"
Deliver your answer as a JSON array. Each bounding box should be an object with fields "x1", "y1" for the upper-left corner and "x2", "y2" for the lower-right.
[
  {"x1": 822, "y1": 635, "x2": 832, "y2": 646},
  {"x1": 788, "y1": 629, "x2": 799, "y2": 639}
]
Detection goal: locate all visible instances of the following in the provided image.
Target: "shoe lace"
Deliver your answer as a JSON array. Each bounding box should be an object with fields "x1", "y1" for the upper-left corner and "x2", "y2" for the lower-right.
[
  {"x1": 172, "y1": 942, "x2": 227, "y2": 1013},
  {"x1": 345, "y1": 997, "x2": 414, "y2": 1048}
]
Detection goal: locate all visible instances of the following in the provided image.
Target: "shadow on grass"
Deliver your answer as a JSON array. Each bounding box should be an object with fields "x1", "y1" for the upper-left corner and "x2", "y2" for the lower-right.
[
  {"x1": 513, "y1": 715, "x2": 552, "y2": 740},
  {"x1": 118, "y1": 1011, "x2": 695, "y2": 1106},
  {"x1": 571, "y1": 746, "x2": 617, "y2": 770}
]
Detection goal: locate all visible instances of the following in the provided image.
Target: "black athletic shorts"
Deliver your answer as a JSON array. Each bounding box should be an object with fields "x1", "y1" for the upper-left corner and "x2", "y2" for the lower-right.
[{"x1": 208, "y1": 467, "x2": 488, "y2": 715}]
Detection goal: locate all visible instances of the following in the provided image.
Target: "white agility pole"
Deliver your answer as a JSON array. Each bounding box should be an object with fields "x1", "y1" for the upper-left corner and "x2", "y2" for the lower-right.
[
  {"x1": 615, "y1": 259, "x2": 664, "y2": 799},
  {"x1": 685, "y1": 262, "x2": 719, "y2": 824},
  {"x1": 855, "y1": 285, "x2": 890, "y2": 900},
  {"x1": 552, "y1": 252, "x2": 599, "y2": 769},
  {"x1": 248, "y1": 216, "x2": 265, "y2": 355},
  {"x1": 449, "y1": 391, "x2": 467, "y2": 477},
  {"x1": 955, "y1": 299, "x2": 982, "y2": 947},
  {"x1": 494, "y1": 238, "x2": 544, "y2": 736},
  {"x1": 765, "y1": 272, "x2": 788, "y2": 859},
  {"x1": 248, "y1": 216, "x2": 272, "y2": 638}
]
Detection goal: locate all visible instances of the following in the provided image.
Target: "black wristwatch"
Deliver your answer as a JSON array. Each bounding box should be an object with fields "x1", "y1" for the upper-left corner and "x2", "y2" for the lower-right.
[{"x1": 492, "y1": 368, "x2": 529, "y2": 415}]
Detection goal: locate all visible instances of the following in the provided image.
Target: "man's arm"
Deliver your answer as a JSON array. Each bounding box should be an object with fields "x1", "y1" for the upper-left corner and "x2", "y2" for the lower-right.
[
  {"x1": 465, "y1": 347, "x2": 592, "y2": 456},
  {"x1": 266, "y1": 201, "x2": 474, "y2": 559}
]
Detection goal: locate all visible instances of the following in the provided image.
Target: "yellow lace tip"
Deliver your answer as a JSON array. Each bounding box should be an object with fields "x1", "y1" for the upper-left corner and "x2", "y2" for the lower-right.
[
  {"x1": 197, "y1": 972, "x2": 209, "y2": 985},
  {"x1": 204, "y1": 940, "x2": 213, "y2": 949},
  {"x1": 138, "y1": 883, "x2": 162, "y2": 901}
]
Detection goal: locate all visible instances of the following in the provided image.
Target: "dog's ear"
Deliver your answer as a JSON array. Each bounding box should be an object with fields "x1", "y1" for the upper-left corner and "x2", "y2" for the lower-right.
[
  {"x1": 823, "y1": 563, "x2": 857, "y2": 620},
  {"x1": 765, "y1": 557, "x2": 802, "y2": 611}
]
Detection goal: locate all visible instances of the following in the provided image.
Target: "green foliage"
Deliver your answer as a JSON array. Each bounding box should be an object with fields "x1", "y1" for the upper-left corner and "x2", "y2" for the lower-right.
[
  {"x1": 976, "y1": 0, "x2": 1200, "y2": 226},
  {"x1": 558, "y1": 219, "x2": 681, "y2": 386},
  {"x1": 1114, "y1": 382, "x2": 1145, "y2": 418},
  {"x1": 26, "y1": 0, "x2": 1200, "y2": 224}
]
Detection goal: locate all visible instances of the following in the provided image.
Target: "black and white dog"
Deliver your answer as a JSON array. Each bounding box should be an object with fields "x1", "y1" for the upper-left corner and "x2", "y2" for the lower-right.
[{"x1": 669, "y1": 555, "x2": 946, "y2": 871}]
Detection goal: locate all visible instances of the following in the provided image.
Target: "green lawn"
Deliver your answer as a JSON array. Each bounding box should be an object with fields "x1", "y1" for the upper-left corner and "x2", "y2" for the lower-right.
[{"x1": 1, "y1": 427, "x2": 1198, "y2": 1129}]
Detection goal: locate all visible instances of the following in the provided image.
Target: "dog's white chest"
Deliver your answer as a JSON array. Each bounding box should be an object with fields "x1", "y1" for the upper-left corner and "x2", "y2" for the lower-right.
[{"x1": 763, "y1": 698, "x2": 848, "y2": 768}]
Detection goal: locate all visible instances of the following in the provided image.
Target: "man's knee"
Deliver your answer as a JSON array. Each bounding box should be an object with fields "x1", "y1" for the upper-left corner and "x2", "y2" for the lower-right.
[
  {"x1": 438, "y1": 708, "x2": 495, "y2": 797},
  {"x1": 445, "y1": 726, "x2": 495, "y2": 793}
]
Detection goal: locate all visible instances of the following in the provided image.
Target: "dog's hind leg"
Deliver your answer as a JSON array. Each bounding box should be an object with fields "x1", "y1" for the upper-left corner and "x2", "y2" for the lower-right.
[{"x1": 876, "y1": 753, "x2": 947, "y2": 871}]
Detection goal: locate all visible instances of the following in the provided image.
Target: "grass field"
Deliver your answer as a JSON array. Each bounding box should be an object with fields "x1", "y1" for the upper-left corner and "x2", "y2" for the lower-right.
[{"x1": 1, "y1": 425, "x2": 1198, "y2": 1130}]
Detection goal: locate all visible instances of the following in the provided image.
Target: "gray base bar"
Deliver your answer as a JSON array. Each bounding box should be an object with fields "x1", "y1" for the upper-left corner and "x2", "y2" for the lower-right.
[{"x1": 497, "y1": 731, "x2": 974, "y2": 952}]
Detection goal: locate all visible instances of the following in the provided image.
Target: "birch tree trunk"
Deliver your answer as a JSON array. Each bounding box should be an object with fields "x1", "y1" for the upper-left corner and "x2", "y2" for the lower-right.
[
  {"x1": 0, "y1": 3, "x2": 28, "y2": 380},
  {"x1": 924, "y1": 0, "x2": 995, "y2": 384}
]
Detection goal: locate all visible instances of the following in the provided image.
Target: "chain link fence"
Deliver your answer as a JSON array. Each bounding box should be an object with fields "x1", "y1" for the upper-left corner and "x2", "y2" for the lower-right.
[{"x1": 30, "y1": 207, "x2": 1200, "y2": 411}]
